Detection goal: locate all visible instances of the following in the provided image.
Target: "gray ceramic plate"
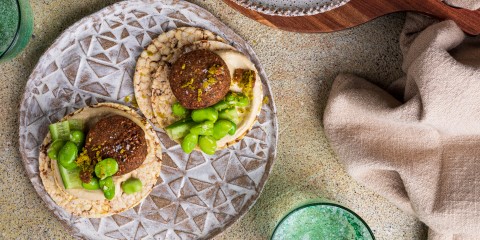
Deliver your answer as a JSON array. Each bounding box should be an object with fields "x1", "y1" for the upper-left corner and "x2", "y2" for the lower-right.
[
  {"x1": 18, "y1": 0, "x2": 277, "y2": 239},
  {"x1": 231, "y1": 0, "x2": 350, "y2": 16}
]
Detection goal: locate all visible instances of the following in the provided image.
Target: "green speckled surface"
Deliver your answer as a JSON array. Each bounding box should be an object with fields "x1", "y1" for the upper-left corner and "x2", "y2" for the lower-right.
[{"x1": 0, "y1": 0, "x2": 426, "y2": 239}]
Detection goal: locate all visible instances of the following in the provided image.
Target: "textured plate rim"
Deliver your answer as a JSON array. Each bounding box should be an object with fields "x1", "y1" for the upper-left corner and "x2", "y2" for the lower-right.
[
  {"x1": 18, "y1": 0, "x2": 279, "y2": 239},
  {"x1": 230, "y1": 0, "x2": 351, "y2": 16}
]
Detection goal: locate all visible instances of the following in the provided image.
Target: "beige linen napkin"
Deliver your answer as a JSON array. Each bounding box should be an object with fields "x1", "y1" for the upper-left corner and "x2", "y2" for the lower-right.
[{"x1": 323, "y1": 10, "x2": 480, "y2": 240}]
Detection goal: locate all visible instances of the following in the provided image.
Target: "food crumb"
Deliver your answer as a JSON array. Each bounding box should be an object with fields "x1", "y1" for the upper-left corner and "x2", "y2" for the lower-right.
[{"x1": 263, "y1": 96, "x2": 269, "y2": 105}]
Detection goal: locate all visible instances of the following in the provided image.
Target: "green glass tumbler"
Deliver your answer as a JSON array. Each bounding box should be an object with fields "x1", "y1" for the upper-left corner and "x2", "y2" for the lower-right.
[
  {"x1": 271, "y1": 200, "x2": 375, "y2": 240},
  {"x1": 0, "y1": 0, "x2": 34, "y2": 62}
]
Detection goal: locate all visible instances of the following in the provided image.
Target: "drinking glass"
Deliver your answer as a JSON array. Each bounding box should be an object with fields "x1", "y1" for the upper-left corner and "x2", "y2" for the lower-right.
[
  {"x1": 271, "y1": 200, "x2": 375, "y2": 240},
  {"x1": 0, "y1": 0, "x2": 34, "y2": 62}
]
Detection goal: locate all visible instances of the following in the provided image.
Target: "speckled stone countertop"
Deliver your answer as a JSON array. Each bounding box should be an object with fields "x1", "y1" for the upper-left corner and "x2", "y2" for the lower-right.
[{"x1": 0, "y1": 0, "x2": 426, "y2": 239}]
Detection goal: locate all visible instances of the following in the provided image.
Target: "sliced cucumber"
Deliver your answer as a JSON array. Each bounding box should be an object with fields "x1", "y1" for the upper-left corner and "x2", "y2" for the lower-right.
[
  {"x1": 68, "y1": 119, "x2": 85, "y2": 131},
  {"x1": 212, "y1": 100, "x2": 229, "y2": 111},
  {"x1": 58, "y1": 164, "x2": 83, "y2": 189},
  {"x1": 49, "y1": 119, "x2": 85, "y2": 141},
  {"x1": 218, "y1": 107, "x2": 240, "y2": 125},
  {"x1": 49, "y1": 121, "x2": 70, "y2": 141},
  {"x1": 165, "y1": 119, "x2": 196, "y2": 140}
]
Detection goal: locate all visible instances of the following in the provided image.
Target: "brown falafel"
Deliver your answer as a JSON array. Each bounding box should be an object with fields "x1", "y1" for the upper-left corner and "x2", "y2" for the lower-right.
[
  {"x1": 169, "y1": 49, "x2": 230, "y2": 109},
  {"x1": 81, "y1": 115, "x2": 148, "y2": 182}
]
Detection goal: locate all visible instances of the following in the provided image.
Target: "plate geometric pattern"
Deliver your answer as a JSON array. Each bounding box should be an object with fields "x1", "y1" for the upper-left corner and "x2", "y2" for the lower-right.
[
  {"x1": 18, "y1": 0, "x2": 277, "y2": 239},
  {"x1": 231, "y1": 0, "x2": 350, "y2": 16}
]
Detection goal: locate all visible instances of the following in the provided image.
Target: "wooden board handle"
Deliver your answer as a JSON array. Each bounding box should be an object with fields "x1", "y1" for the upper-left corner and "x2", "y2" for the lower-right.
[{"x1": 223, "y1": 0, "x2": 480, "y2": 35}]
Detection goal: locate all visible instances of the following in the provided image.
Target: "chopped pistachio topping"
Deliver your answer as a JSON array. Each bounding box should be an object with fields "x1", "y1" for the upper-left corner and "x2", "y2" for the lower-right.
[
  {"x1": 201, "y1": 64, "x2": 222, "y2": 91},
  {"x1": 181, "y1": 78, "x2": 196, "y2": 91},
  {"x1": 234, "y1": 69, "x2": 255, "y2": 99},
  {"x1": 263, "y1": 96, "x2": 269, "y2": 105},
  {"x1": 197, "y1": 89, "x2": 203, "y2": 102},
  {"x1": 124, "y1": 95, "x2": 139, "y2": 108},
  {"x1": 76, "y1": 148, "x2": 92, "y2": 172}
]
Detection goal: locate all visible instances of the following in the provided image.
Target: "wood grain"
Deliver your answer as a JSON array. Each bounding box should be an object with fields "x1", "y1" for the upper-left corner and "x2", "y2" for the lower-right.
[{"x1": 223, "y1": 0, "x2": 480, "y2": 35}]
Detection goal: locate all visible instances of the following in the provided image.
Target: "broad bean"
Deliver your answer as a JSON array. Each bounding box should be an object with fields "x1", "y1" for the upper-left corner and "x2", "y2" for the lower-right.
[
  {"x1": 190, "y1": 121, "x2": 214, "y2": 136},
  {"x1": 95, "y1": 158, "x2": 119, "y2": 179},
  {"x1": 121, "y1": 178, "x2": 143, "y2": 194},
  {"x1": 172, "y1": 102, "x2": 189, "y2": 118},
  {"x1": 47, "y1": 140, "x2": 66, "y2": 160},
  {"x1": 69, "y1": 130, "x2": 85, "y2": 146},
  {"x1": 58, "y1": 141, "x2": 79, "y2": 170},
  {"x1": 198, "y1": 135, "x2": 217, "y2": 155},
  {"x1": 191, "y1": 107, "x2": 218, "y2": 123},
  {"x1": 213, "y1": 120, "x2": 237, "y2": 140},
  {"x1": 82, "y1": 176, "x2": 100, "y2": 190},
  {"x1": 99, "y1": 176, "x2": 115, "y2": 200},
  {"x1": 181, "y1": 133, "x2": 198, "y2": 154}
]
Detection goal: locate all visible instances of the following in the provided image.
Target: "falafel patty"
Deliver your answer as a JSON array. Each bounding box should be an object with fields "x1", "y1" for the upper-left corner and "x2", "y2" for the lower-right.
[
  {"x1": 81, "y1": 115, "x2": 148, "y2": 181},
  {"x1": 169, "y1": 49, "x2": 230, "y2": 109}
]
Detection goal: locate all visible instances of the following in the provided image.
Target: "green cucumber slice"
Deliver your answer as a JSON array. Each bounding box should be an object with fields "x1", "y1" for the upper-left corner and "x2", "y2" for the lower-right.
[
  {"x1": 218, "y1": 107, "x2": 240, "y2": 125},
  {"x1": 58, "y1": 164, "x2": 83, "y2": 189},
  {"x1": 49, "y1": 121, "x2": 70, "y2": 141},
  {"x1": 68, "y1": 119, "x2": 85, "y2": 131},
  {"x1": 212, "y1": 100, "x2": 229, "y2": 111},
  {"x1": 165, "y1": 119, "x2": 196, "y2": 140}
]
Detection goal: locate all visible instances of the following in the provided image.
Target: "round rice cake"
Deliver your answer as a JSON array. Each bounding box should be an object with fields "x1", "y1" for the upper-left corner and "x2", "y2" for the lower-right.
[
  {"x1": 151, "y1": 40, "x2": 263, "y2": 150},
  {"x1": 39, "y1": 103, "x2": 162, "y2": 218},
  {"x1": 134, "y1": 27, "x2": 226, "y2": 126}
]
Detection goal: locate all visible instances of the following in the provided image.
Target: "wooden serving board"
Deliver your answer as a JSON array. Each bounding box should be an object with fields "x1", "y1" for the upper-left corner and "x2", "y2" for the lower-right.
[{"x1": 223, "y1": 0, "x2": 480, "y2": 35}]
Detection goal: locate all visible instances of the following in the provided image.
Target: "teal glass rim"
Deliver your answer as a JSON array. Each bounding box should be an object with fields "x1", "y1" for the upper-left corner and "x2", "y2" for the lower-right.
[
  {"x1": 270, "y1": 202, "x2": 376, "y2": 239},
  {"x1": 1, "y1": 0, "x2": 24, "y2": 60}
]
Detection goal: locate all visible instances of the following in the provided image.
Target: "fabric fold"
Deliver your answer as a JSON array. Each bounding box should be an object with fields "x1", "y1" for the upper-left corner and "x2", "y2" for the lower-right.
[{"x1": 324, "y1": 12, "x2": 480, "y2": 240}]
